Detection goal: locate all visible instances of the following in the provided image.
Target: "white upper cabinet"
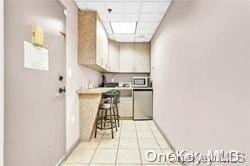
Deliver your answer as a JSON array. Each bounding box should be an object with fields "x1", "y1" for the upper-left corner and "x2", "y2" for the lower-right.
[
  {"x1": 108, "y1": 40, "x2": 120, "y2": 72},
  {"x1": 119, "y1": 43, "x2": 135, "y2": 72},
  {"x1": 134, "y1": 43, "x2": 150, "y2": 73},
  {"x1": 78, "y1": 11, "x2": 150, "y2": 73},
  {"x1": 96, "y1": 18, "x2": 109, "y2": 70},
  {"x1": 78, "y1": 11, "x2": 109, "y2": 72},
  {"x1": 119, "y1": 43, "x2": 150, "y2": 73}
]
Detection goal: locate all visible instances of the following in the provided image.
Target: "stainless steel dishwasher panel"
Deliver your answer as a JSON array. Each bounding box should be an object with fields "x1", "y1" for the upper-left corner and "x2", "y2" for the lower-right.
[{"x1": 133, "y1": 89, "x2": 153, "y2": 120}]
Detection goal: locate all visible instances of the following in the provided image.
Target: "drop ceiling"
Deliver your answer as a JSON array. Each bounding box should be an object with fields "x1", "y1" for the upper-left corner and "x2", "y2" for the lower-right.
[{"x1": 75, "y1": 0, "x2": 172, "y2": 42}]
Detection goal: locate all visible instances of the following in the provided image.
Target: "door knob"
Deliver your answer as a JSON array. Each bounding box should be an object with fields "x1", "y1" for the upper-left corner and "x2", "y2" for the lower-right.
[
  {"x1": 59, "y1": 87, "x2": 66, "y2": 93},
  {"x1": 59, "y1": 75, "x2": 64, "y2": 81}
]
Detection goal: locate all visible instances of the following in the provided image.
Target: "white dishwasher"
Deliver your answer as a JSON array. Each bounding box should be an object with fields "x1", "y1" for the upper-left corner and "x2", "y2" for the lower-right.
[{"x1": 133, "y1": 89, "x2": 153, "y2": 120}]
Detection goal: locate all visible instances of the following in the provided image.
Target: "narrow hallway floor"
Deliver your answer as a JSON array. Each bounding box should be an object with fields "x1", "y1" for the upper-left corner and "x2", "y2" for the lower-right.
[{"x1": 62, "y1": 120, "x2": 182, "y2": 166}]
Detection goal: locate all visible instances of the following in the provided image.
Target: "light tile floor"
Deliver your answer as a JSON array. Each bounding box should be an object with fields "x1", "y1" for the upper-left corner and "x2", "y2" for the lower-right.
[{"x1": 62, "y1": 120, "x2": 182, "y2": 166}]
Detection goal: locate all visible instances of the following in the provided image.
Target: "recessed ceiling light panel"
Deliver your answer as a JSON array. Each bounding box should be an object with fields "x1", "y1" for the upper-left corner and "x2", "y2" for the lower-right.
[{"x1": 110, "y1": 22, "x2": 137, "y2": 34}]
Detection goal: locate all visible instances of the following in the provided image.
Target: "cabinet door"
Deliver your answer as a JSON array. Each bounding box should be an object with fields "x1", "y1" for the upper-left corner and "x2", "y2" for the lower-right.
[
  {"x1": 134, "y1": 43, "x2": 150, "y2": 73},
  {"x1": 96, "y1": 18, "x2": 108, "y2": 69},
  {"x1": 96, "y1": 18, "x2": 102, "y2": 67},
  {"x1": 102, "y1": 30, "x2": 109, "y2": 70},
  {"x1": 119, "y1": 43, "x2": 134, "y2": 72},
  {"x1": 108, "y1": 40, "x2": 120, "y2": 72},
  {"x1": 118, "y1": 98, "x2": 133, "y2": 118}
]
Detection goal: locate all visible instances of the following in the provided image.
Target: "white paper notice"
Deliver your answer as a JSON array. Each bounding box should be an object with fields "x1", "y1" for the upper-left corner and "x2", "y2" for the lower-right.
[{"x1": 24, "y1": 41, "x2": 49, "y2": 71}]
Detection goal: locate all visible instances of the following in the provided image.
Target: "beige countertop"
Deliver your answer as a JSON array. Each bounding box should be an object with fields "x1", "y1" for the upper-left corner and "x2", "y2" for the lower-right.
[
  {"x1": 77, "y1": 88, "x2": 112, "y2": 94},
  {"x1": 77, "y1": 87, "x2": 133, "y2": 94},
  {"x1": 77, "y1": 87, "x2": 152, "y2": 94}
]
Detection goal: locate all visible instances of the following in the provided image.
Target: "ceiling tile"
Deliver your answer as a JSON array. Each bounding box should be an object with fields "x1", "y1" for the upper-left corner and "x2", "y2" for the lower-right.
[
  {"x1": 115, "y1": 34, "x2": 135, "y2": 42},
  {"x1": 135, "y1": 34, "x2": 153, "y2": 42},
  {"x1": 85, "y1": 2, "x2": 106, "y2": 13},
  {"x1": 99, "y1": 13, "x2": 109, "y2": 22},
  {"x1": 124, "y1": 2, "x2": 142, "y2": 13},
  {"x1": 76, "y1": 2, "x2": 88, "y2": 9},
  {"x1": 139, "y1": 13, "x2": 164, "y2": 22},
  {"x1": 141, "y1": 2, "x2": 170, "y2": 13},
  {"x1": 108, "y1": 13, "x2": 124, "y2": 21},
  {"x1": 137, "y1": 22, "x2": 159, "y2": 29},
  {"x1": 102, "y1": 22, "x2": 112, "y2": 32},
  {"x1": 104, "y1": 2, "x2": 124, "y2": 13},
  {"x1": 102, "y1": 0, "x2": 123, "y2": 2},
  {"x1": 136, "y1": 28, "x2": 155, "y2": 34},
  {"x1": 123, "y1": 14, "x2": 139, "y2": 22},
  {"x1": 106, "y1": 28, "x2": 113, "y2": 34}
]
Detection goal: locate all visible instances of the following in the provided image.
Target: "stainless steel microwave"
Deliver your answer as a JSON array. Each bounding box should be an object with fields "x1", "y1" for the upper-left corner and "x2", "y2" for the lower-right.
[{"x1": 132, "y1": 77, "x2": 149, "y2": 87}]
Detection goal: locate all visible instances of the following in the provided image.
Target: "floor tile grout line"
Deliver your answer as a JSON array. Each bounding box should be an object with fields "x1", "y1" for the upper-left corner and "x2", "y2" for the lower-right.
[
  {"x1": 89, "y1": 133, "x2": 104, "y2": 165},
  {"x1": 148, "y1": 121, "x2": 180, "y2": 166},
  {"x1": 148, "y1": 121, "x2": 164, "y2": 152},
  {"x1": 138, "y1": 121, "x2": 160, "y2": 165},
  {"x1": 134, "y1": 121, "x2": 143, "y2": 165},
  {"x1": 65, "y1": 120, "x2": 171, "y2": 166},
  {"x1": 115, "y1": 122, "x2": 122, "y2": 165}
]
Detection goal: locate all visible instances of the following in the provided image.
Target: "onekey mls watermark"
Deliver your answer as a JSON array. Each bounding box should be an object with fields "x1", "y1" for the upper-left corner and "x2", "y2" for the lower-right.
[{"x1": 145, "y1": 150, "x2": 246, "y2": 165}]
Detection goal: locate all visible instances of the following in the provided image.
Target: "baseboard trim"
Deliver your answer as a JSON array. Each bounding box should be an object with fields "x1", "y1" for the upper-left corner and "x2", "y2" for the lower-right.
[
  {"x1": 55, "y1": 155, "x2": 66, "y2": 166},
  {"x1": 55, "y1": 138, "x2": 81, "y2": 166},
  {"x1": 153, "y1": 120, "x2": 175, "y2": 151},
  {"x1": 153, "y1": 120, "x2": 187, "y2": 166}
]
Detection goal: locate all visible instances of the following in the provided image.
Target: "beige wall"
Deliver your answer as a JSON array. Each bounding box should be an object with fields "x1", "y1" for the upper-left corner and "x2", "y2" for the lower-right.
[
  {"x1": 151, "y1": 0, "x2": 250, "y2": 164},
  {"x1": 60, "y1": 0, "x2": 102, "y2": 152},
  {"x1": 0, "y1": 1, "x2": 4, "y2": 166}
]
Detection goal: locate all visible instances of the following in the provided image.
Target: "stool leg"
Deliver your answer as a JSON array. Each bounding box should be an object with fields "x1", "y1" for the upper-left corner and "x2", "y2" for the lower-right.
[
  {"x1": 101, "y1": 109, "x2": 104, "y2": 130},
  {"x1": 95, "y1": 109, "x2": 101, "y2": 138},
  {"x1": 116, "y1": 104, "x2": 120, "y2": 127},
  {"x1": 112, "y1": 107, "x2": 118, "y2": 132},
  {"x1": 110, "y1": 108, "x2": 114, "y2": 139},
  {"x1": 104, "y1": 109, "x2": 107, "y2": 128}
]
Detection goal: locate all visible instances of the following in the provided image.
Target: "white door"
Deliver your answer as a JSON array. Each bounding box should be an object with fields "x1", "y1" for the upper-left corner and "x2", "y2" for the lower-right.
[{"x1": 4, "y1": 1, "x2": 66, "y2": 166}]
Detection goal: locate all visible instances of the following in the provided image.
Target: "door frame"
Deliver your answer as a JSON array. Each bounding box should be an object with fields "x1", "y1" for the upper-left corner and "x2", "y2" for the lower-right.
[{"x1": 0, "y1": 0, "x2": 4, "y2": 166}]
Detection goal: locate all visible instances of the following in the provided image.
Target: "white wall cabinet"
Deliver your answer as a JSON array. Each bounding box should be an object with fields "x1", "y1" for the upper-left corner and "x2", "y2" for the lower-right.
[
  {"x1": 78, "y1": 11, "x2": 109, "y2": 71},
  {"x1": 108, "y1": 40, "x2": 120, "y2": 72},
  {"x1": 134, "y1": 43, "x2": 150, "y2": 73},
  {"x1": 78, "y1": 11, "x2": 150, "y2": 73},
  {"x1": 119, "y1": 43, "x2": 135, "y2": 72},
  {"x1": 119, "y1": 43, "x2": 150, "y2": 73},
  {"x1": 96, "y1": 18, "x2": 109, "y2": 70}
]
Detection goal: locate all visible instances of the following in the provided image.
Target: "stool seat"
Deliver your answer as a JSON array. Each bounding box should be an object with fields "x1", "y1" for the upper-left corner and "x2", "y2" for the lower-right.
[{"x1": 99, "y1": 103, "x2": 116, "y2": 109}]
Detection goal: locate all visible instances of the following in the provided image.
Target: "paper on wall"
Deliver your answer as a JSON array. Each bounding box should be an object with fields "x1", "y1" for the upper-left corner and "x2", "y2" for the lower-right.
[{"x1": 24, "y1": 41, "x2": 49, "y2": 71}]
